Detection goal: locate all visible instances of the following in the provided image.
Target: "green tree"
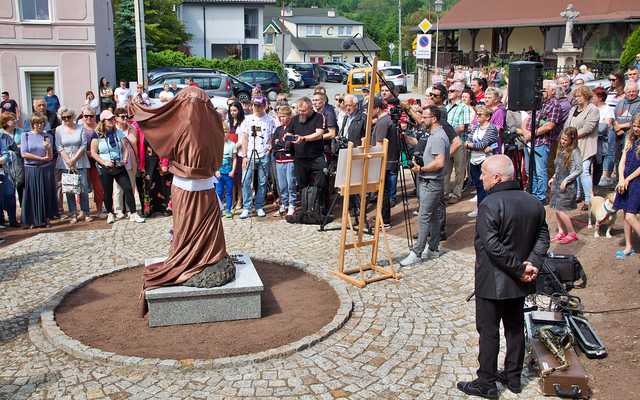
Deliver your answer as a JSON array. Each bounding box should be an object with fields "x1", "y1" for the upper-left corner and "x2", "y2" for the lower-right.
[{"x1": 620, "y1": 26, "x2": 640, "y2": 67}]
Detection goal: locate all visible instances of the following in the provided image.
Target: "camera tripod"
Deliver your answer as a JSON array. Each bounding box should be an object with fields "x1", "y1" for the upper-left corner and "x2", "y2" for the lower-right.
[{"x1": 241, "y1": 126, "x2": 270, "y2": 212}]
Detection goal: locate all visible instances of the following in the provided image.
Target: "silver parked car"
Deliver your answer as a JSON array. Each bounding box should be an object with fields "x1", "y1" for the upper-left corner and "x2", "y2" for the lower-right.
[{"x1": 379, "y1": 66, "x2": 407, "y2": 93}]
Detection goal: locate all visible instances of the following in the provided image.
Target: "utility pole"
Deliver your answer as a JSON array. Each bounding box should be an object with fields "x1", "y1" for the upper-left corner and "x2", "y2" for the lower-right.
[
  {"x1": 280, "y1": 0, "x2": 285, "y2": 63},
  {"x1": 133, "y1": 0, "x2": 147, "y2": 86},
  {"x1": 398, "y1": 0, "x2": 402, "y2": 69}
]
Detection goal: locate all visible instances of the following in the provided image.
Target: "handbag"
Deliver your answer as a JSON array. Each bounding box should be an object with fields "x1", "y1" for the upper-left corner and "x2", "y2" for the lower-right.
[{"x1": 61, "y1": 170, "x2": 82, "y2": 193}]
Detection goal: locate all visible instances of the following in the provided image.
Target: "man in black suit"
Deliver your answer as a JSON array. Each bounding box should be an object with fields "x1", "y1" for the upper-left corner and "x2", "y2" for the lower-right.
[
  {"x1": 340, "y1": 94, "x2": 366, "y2": 146},
  {"x1": 457, "y1": 155, "x2": 549, "y2": 399}
]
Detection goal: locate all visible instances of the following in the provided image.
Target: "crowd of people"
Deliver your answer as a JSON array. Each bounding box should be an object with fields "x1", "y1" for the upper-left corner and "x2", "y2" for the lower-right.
[{"x1": 0, "y1": 62, "x2": 639, "y2": 255}]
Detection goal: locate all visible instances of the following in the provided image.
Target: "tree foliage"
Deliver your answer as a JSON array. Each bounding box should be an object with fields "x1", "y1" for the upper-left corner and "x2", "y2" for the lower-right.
[
  {"x1": 113, "y1": 0, "x2": 191, "y2": 81},
  {"x1": 620, "y1": 26, "x2": 640, "y2": 67}
]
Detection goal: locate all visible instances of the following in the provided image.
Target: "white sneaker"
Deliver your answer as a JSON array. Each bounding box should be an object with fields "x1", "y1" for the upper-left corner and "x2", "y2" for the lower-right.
[
  {"x1": 468, "y1": 195, "x2": 477, "y2": 203},
  {"x1": 256, "y1": 208, "x2": 266, "y2": 217},
  {"x1": 278, "y1": 205, "x2": 286, "y2": 214},
  {"x1": 287, "y1": 206, "x2": 295, "y2": 216},
  {"x1": 115, "y1": 212, "x2": 126, "y2": 220},
  {"x1": 424, "y1": 249, "x2": 440, "y2": 260},
  {"x1": 239, "y1": 209, "x2": 250, "y2": 219},
  {"x1": 107, "y1": 213, "x2": 115, "y2": 224},
  {"x1": 467, "y1": 209, "x2": 478, "y2": 218},
  {"x1": 399, "y1": 251, "x2": 421, "y2": 267},
  {"x1": 129, "y1": 213, "x2": 145, "y2": 223}
]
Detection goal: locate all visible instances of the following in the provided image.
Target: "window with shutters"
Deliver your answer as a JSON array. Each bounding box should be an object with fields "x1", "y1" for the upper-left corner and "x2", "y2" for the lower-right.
[
  {"x1": 26, "y1": 72, "x2": 55, "y2": 108},
  {"x1": 20, "y1": 0, "x2": 50, "y2": 21}
]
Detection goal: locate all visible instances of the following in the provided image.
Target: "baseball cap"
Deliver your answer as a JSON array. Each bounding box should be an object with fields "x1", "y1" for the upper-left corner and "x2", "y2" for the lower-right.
[
  {"x1": 252, "y1": 96, "x2": 267, "y2": 106},
  {"x1": 100, "y1": 109, "x2": 115, "y2": 120}
]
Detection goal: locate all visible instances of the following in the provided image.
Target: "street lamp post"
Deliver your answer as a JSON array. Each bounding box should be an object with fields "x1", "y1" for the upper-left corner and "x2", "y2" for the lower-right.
[
  {"x1": 398, "y1": 0, "x2": 402, "y2": 70},
  {"x1": 434, "y1": 0, "x2": 443, "y2": 71}
]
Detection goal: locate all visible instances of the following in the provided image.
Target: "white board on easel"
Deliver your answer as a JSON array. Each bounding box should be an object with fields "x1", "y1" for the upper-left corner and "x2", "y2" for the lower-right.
[{"x1": 334, "y1": 145, "x2": 383, "y2": 189}]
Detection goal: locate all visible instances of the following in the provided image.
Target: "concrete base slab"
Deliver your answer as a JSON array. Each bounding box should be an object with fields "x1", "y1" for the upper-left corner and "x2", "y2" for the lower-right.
[{"x1": 144, "y1": 254, "x2": 263, "y2": 327}]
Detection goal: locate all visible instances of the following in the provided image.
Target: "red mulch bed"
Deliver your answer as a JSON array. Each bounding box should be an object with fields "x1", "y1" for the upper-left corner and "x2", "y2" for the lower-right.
[{"x1": 55, "y1": 261, "x2": 340, "y2": 360}]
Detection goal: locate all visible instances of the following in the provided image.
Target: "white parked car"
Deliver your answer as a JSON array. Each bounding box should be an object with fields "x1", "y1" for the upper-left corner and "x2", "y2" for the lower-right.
[
  {"x1": 380, "y1": 66, "x2": 408, "y2": 93},
  {"x1": 286, "y1": 67, "x2": 303, "y2": 89}
]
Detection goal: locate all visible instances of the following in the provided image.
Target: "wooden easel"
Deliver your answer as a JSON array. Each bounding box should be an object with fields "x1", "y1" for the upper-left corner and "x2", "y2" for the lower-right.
[{"x1": 333, "y1": 57, "x2": 399, "y2": 288}]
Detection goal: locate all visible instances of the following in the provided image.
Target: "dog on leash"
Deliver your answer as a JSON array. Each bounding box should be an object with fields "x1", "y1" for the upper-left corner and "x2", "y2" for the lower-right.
[{"x1": 588, "y1": 193, "x2": 618, "y2": 238}]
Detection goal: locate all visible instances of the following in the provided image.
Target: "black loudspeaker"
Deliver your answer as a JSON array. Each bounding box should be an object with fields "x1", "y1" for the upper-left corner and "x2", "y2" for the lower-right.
[{"x1": 508, "y1": 61, "x2": 543, "y2": 111}]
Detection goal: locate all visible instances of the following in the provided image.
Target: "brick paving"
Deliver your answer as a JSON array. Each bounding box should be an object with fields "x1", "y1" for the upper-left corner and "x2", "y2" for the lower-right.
[{"x1": 0, "y1": 217, "x2": 552, "y2": 399}]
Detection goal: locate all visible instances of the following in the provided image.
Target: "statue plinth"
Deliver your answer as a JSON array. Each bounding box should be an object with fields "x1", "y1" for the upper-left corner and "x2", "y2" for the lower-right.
[{"x1": 553, "y1": 47, "x2": 582, "y2": 73}]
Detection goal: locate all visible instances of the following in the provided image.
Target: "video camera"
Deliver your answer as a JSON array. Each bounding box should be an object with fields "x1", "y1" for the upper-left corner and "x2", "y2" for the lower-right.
[
  {"x1": 387, "y1": 98, "x2": 402, "y2": 123},
  {"x1": 250, "y1": 125, "x2": 262, "y2": 138}
]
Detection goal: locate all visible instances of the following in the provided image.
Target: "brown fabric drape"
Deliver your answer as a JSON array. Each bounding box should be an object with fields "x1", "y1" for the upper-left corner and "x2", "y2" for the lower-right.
[{"x1": 130, "y1": 87, "x2": 228, "y2": 314}]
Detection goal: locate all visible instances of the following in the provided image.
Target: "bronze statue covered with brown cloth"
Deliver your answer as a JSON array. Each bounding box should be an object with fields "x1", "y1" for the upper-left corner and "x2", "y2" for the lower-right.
[{"x1": 130, "y1": 86, "x2": 235, "y2": 315}]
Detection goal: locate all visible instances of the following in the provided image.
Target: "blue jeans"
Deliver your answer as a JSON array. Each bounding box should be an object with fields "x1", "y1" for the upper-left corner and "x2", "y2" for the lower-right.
[
  {"x1": 275, "y1": 162, "x2": 297, "y2": 207},
  {"x1": 0, "y1": 176, "x2": 17, "y2": 225},
  {"x1": 60, "y1": 169, "x2": 90, "y2": 215},
  {"x1": 382, "y1": 169, "x2": 398, "y2": 224},
  {"x1": 577, "y1": 157, "x2": 594, "y2": 204},
  {"x1": 242, "y1": 155, "x2": 269, "y2": 210},
  {"x1": 602, "y1": 127, "x2": 617, "y2": 174},
  {"x1": 216, "y1": 173, "x2": 234, "y2": 212},
  {"x1": 469, "y1": 162, "x2": 487, "y2": 204},
  {"x1": 523, "y1": 143, "x2": 550, "y2": 202}
]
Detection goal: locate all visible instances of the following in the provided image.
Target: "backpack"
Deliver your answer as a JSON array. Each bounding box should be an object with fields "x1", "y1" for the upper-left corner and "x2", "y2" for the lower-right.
[{"x1": 286, "y1": 186, "x2": 324, "y2": 225}]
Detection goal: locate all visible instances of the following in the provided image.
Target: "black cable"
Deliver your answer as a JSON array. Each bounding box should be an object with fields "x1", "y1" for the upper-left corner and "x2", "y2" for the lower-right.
[{"x1": 582, "y1": 306, "x2": 640, "y2": 315}]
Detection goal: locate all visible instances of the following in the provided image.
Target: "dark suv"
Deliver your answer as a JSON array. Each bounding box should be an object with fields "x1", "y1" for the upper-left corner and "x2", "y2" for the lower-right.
[
  {"x1": 149, "y1": 72, "x2": 253, "y2": 101},
  {"x1": 236, "y1": 70, "x2": 283, "y2": 100},
  {"x1": 285, "y1": 63, "x2": 320, "y2": 87}
]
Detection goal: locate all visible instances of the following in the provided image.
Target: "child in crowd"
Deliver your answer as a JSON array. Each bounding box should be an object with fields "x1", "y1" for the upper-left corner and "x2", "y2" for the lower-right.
[
  {"x1": 216, "y1": 122, "x2": 236, "y2": 218},
  {"x1": 549, "y1": 127, "x2": 582, "y2": 244}
]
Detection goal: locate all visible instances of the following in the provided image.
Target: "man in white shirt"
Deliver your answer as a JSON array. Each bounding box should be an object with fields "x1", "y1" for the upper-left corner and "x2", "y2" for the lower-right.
[
  {"x1": 237, "y1": 96, "x2": 276, "y2": 218},
  {"x1": 114, "y1": 80, "x2": 132, "y2": 109}
]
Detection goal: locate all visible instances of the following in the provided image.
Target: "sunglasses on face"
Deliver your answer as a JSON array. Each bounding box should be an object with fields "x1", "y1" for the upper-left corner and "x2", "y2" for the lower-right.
[
  {"x1": 448, "y1": 89, "x2": 457, "y2": 93},
  {"x1": 83, "y1": 114, "x2": 96, "y2": 119},
  {"x1": 117, "y1": 115, "x2": 130, "y2": 120},
  {"x1": 61, "y1": 116, "x2": 74, "y2": 121}
]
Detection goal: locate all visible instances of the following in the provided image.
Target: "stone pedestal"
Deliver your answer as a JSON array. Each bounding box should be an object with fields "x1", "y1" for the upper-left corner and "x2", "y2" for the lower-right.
[
  {"x1": 553, "y1": 47, "x2": 582, "y2": 74},
  {"x1": 144, "y1": 254, "x2": 263, "y2": 327}
]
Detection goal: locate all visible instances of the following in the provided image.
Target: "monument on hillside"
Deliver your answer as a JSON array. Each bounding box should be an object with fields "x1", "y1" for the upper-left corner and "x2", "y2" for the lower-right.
[{"x1": 553, "y1": 4, "x2": 583, "y2": 74}]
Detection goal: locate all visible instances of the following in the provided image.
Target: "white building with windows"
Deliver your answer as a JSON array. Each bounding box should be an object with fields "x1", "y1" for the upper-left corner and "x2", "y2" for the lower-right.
[
  {"x1": 263, "y1": 7, "x2": 380, "y2": 64},
  {"x1": 179, "y1": 0, "x2": 276, "y2": 60},
  {"x1": 0, "y1": 0, "x2": 115, "y2": 117}
]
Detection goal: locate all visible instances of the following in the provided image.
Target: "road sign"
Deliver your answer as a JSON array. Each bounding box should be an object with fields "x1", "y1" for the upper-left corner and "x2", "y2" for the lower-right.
[
  {"x1": 418, "y1": 18, "x2": 432, "y2": 33},
  {"x1": 415, "y1": 34, "x2": 431, "y2": 59}
]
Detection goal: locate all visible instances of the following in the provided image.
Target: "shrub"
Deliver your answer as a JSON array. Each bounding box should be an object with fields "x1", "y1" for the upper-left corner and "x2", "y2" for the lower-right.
[
  {"x1": 620, "y1": 26, "x2": 640, "y2": 67},
  {"x1": 147, "y1": 50, "x2": 287, "y2": 91}
]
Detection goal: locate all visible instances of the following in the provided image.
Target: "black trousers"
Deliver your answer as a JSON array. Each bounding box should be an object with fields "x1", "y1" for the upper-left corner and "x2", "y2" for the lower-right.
[
  {"x1": 294, "y1": 156, "x2": 327, "y2": 190},
  {"x1": 475, "y1": 296, "x2": 526, "y2": 387},
  {"x1": 98, "y1": 166, "x2": 136, "y2": 214}
]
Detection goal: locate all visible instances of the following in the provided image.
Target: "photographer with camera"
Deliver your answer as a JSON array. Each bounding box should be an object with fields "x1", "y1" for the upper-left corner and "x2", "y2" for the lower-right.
[
  {"x1": 90, "y1": 110, "x2": 144, "y2": 224},
  {"x1": 286, "y1": 97, "x2": 326, "y2": 223},
  {"x1": 237, "y1": 96, "x2": 276, "y2": 219},
  {"x1": 370, "y1": 96, "x2": 400, "y2": 228},
  {"x1": 272, "y1": 105, "x2": 296, "y2": 217},
  {"x1": 399, "y1": 106, "x2": 449, "y2": 266}
]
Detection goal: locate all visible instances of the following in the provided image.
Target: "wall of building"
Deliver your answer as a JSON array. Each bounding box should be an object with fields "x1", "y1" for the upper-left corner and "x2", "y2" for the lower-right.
[
  {"x1": 297, "y1": 24, "x2": 363, "y2": 38},
  {"x1": 508, "y1": 27, "x2": 544, "y2": 54},
  {"x1": 458, "y1": 28, "x2": 493, "y2": 52},
  {"x1": 0, "y1": 0, "x2": 113, "y2": 116},
  {"x1": 182, "y1": 4, "x2": 264, "y2": 59}
]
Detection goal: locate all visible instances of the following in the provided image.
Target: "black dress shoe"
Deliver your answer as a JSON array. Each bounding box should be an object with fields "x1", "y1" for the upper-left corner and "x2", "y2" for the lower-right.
[
  {"x1": 456, "y1": 380, "x2": 499, "y2": 399},
  {"x1": 496, "y1": 370, "x2": 522, "y2": 394}
]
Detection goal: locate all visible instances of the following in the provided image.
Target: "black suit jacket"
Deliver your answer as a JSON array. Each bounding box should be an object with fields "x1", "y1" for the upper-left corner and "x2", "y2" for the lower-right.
[
  {"x1": 344, "y1": 111, "x2": 366, "y2": 147},
  {"x1": 474, "y1": 181, "x2": 549, "y2": 300}
]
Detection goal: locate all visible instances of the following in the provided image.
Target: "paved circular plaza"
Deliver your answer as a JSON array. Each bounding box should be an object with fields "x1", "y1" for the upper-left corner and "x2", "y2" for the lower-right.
[{"x1": 0, "y1": 217, "x2": 552, "y2": 399}]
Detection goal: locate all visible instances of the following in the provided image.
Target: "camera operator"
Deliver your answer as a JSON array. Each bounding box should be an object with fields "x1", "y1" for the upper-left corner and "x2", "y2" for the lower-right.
[
  {"x1": 399, "y1": 106, "x2": 449, "y2": 266},
  {"x1": 237, "y1": 96, "x2": 276, "y2": 219},
  {"x1": 287, "y1": 97, "x2": 326, "y2": 205},
  {"x1": 370, "y1": 96, "x2": 400, "y2": 228},
  {"x1": 457, "y1": 155, "x2": 549, "y2": 399}
]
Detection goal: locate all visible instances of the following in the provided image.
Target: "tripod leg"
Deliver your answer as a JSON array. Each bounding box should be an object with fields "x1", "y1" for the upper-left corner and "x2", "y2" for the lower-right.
[{"x1": 320, "y1": 193, "x2": 341, "y2": 231}]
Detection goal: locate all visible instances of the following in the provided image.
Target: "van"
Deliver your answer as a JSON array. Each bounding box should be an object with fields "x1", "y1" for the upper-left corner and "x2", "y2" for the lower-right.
[
  {"x1": 151, "y1": 72, "x2": 253, "y2": 101},
  {"x1": 347, "y1": 67, "x2": 380, "y2": 95},
  {"x1": 284, "y1": 63, "x2": 320, "y2": 87}
]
